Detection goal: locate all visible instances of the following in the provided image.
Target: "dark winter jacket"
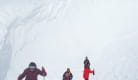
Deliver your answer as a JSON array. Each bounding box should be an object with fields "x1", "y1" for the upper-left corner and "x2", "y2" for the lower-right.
[
  {"x1": 63, "y1": 71, "x2": 73, "y2": 80},
  {"x1": 18, "y1": 68, "x2": 47, "y2": 80},
  {"x1": 83, "y1": 68, "x2": 94, "y2": 79},
  {"x1": 84, "y1": 59, "x2": 90, "y2": 68}
]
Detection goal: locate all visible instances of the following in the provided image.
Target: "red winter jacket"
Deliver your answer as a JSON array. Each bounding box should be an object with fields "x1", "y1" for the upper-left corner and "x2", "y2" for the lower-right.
[
  {"x1": 18, "y1": 68, "x2": 47, "y2": 80},
  {"x1": 83, "y1": 68, "x2": 94, "y2": 79}
]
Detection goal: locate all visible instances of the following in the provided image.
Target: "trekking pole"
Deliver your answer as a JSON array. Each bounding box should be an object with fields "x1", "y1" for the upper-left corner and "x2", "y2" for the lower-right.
[
  {"x1": 93, "y1": 69, "x2": 95, "y2": 80},
  {"x1": 91, "y1": 58, "x2": 95, "y2": 80}
]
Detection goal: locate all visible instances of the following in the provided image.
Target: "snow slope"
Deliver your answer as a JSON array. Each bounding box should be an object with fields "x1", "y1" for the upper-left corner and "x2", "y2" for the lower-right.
[{"x1": 0, "y1": 0, "x2": 138, "y2": 80}]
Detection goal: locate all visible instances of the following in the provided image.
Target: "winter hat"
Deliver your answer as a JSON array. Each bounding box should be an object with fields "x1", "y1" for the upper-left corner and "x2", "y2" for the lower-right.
[{"x1": 29, "y1": 62, "x2": 37, "y2": 67}]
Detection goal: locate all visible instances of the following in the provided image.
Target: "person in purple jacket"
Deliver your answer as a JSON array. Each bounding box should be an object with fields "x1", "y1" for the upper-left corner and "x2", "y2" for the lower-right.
[{"x1": 18, "y1": 62, "x2": 47, "y2": 80}]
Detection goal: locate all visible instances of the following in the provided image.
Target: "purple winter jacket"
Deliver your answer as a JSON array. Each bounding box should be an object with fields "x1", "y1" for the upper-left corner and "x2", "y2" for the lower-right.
[{"x1": 18, "y1": 68, "x2": 47, "y2": 80}]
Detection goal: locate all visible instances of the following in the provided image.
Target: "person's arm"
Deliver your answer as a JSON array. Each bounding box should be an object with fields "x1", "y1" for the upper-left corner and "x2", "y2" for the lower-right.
[
  {"x1": 69, "y1": 73, "x2": 73, "y2": 80},
  {"x1": 37, "y1": 67, "x2": 47, "y2": 76},
  {"x1": 89, "y1": 70, "x2": 94, "y2": 73},
  {"x1": 63, "y1": 72, "x2": 66, "y2": 79},
  {"x1": 89, "y1": 61, "x2": 90, "y2": 65},
  {"x1": 18, "y1": 69, "x2": 28, "y2": 80},
  {"x1": 87, "y1": 60, "x2": 90, "y2": 65},
  {"x1": 89, "y1": 69, "x2": 95, "y2": 75}
]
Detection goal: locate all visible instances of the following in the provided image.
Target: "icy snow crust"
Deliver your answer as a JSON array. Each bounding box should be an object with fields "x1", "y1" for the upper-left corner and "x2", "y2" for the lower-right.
[{"x1": 0, "y1": 0, "x2": 138, "y2": 80}]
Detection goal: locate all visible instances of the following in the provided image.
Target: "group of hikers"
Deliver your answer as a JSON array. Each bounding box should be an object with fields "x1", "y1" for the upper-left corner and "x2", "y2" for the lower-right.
[{"x1": 18, "y1": 56, "x2": 95, "y2": 80}]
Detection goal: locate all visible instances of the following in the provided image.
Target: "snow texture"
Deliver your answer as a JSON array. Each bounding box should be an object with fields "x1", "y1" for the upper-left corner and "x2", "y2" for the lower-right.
[{"x1": 0, "y1": 0, "x2": 138, "y2": 80}]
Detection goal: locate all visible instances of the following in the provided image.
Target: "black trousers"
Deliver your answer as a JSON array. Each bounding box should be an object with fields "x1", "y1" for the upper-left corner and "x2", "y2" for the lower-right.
[{"x1": 85, "y1": 79, "x2": 89, "y2": 80}]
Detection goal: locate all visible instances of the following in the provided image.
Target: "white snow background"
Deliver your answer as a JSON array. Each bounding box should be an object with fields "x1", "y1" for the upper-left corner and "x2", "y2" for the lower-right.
[{"x1": 0, "y1": 0, "x2": 138, "y2": 80}]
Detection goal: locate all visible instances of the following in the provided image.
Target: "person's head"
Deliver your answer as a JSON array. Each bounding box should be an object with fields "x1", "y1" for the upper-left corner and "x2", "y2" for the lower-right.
[
  {"x1": 66, "y1": 68, "x2": 70, "y2": 73},
  {"x1": 85, "y1": 56, "x2": 88, "y2": 59},
  {"x1": 29, "y1": 62, "x2": 37, "y2": 71}
]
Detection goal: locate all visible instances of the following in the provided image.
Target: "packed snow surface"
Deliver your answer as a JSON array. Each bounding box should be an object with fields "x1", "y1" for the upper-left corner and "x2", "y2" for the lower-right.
[{"x1": 0, "y1": 0, "x2": 138, "y2": 80}]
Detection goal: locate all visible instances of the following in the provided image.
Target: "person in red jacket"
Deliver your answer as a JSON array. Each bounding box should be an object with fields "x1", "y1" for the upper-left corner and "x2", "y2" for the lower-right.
[
  {"x1": 18, "y1": 62, "x2": 47, "y2": 80},
  {"x1": 83, "y1": 67, "x2": 95, "y2": 80}
]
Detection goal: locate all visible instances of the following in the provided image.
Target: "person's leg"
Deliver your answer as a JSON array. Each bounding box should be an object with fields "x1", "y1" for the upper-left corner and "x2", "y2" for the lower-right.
[{"x1": 85, "y1": 79, "x2": 89, "y2": 80}]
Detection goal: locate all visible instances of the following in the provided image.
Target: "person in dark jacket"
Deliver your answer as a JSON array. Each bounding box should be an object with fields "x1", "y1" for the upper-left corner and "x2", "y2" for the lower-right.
[
  {"x1": 84, "y1": 56, "x2": 90, "y2": 68},
  {"x1": 63, "y1": 68, "x2": 73, "y2": 80},
  {"x1": 18, "y1": 62, "x2": 47, "y2": 80},
  {"x1": 83, "y1": 67, "x2": 95, "y2": 80}
]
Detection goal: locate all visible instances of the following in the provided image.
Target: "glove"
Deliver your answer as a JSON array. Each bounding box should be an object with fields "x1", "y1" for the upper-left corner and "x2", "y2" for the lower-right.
[
  {"x1": 42, "y1": 66, "x2": 47, "y2": 76},
  {"x1": 93, "y1": 70, "x2": 95, "y2": 75},
  {"x1": 42, "y1": 67, "x2": 46, "y2": 73}
]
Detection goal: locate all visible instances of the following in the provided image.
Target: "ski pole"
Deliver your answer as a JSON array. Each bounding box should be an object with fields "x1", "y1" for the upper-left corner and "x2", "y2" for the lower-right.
[{"x1": 93, "y1": 68, "x2": 96, "y2": 80}]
